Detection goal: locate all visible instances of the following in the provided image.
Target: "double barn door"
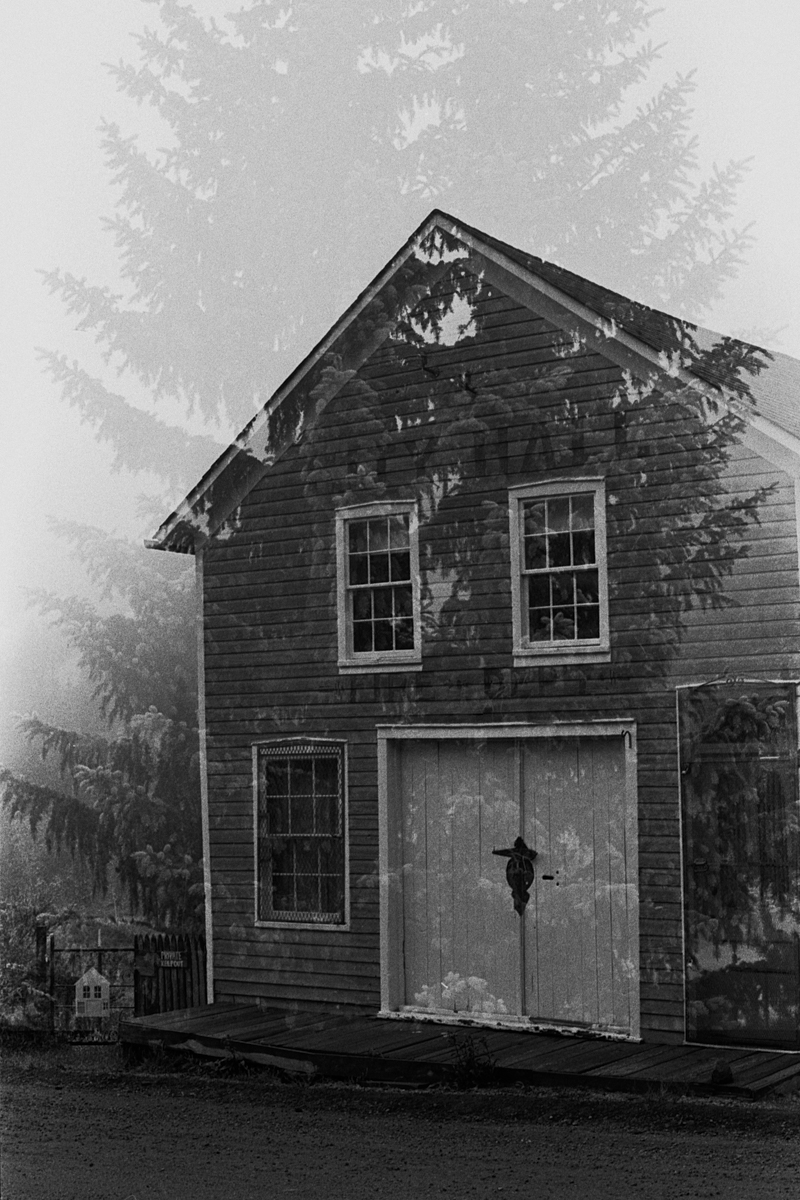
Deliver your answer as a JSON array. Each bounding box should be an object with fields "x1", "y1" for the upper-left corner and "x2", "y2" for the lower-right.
[{"x1": 386, "y1": 731, "x2": 638, "y2": 1036}]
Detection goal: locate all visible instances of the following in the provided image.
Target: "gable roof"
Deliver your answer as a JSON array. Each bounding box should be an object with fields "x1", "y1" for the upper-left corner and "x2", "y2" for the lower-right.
[
  {"x1": 148, "y1": 210, "x2": 800, "y2": 554},
  {"x1": 75, "y1": 966, "x2": 107, "y2": 986}
]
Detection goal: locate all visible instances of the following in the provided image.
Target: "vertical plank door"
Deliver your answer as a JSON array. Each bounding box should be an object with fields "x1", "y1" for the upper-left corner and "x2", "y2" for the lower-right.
[
  {"x1": 399, "y1": 739, "x2": 521, "y2": 1017},
  {"x1": 522, "y1": 736, "x2": 636, "y2": 1034}
]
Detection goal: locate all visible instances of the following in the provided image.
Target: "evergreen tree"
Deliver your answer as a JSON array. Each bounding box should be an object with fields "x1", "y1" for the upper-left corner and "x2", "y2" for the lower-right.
[
  {"x1": 3, "y1": 0, "x2": 759, "y2": 927},
  {"x1": 1, "y1": 524, "x2": 203, "y2": 929}
]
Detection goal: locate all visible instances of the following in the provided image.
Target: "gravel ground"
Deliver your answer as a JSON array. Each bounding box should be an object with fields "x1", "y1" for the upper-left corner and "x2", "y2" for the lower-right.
[{"x1": 1, "y1": 1043, "x2": 799, "y2": 1199}]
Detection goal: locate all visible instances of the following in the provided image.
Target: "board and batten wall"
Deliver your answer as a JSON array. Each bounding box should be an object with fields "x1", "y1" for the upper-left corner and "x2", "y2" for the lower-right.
[{"x1": 200, "y1": 276, "x2": 800, "y2": 1040}]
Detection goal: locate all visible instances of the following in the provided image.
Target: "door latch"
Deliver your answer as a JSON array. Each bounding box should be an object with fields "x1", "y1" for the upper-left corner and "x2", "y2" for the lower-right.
[{"x1": 492, "y1": 837, "x2": 537, "y2": 916}]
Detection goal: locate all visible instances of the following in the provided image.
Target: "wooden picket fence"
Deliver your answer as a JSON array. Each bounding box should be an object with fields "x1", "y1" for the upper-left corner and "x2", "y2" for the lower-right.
[{"x1": 133, "y1": 933, "x2": 206, "y2": 1017}]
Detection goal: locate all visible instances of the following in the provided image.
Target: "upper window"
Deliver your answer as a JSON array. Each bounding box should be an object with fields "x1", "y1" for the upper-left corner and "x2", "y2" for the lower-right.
[
  {"x1": 509, "y1": 480, "x2": 609, "y2": 666},
  {"x1": 254, "y1": 740, "x2": 347, "y2": 927},
  {"x1": 335, "y1": 502, "x2": 421, "y2": 672}
]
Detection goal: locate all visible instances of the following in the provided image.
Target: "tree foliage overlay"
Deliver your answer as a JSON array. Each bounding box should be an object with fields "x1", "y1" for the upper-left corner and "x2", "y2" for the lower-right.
[
  {"x1": 4, "y1": 1, "x2": 762, "y2": 928},
  {"x1": 1, "y1": 523, "x2": 203, "y2": 929}
]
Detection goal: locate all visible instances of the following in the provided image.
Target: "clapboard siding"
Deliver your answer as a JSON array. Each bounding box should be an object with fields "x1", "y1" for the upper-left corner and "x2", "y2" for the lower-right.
[{"x1": 200, "y1": 277, "x2": 799, "y2": 1037}]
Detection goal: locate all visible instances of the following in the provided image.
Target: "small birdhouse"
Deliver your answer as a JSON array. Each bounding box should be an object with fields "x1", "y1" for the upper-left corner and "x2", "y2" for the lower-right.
[{"x1": 74, "y1": 966, "x2": 110, "y2": 1017}]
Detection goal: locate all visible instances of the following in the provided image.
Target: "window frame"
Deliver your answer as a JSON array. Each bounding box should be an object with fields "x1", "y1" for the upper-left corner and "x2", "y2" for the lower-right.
[
  {"x1": 508, "y1": 478, "x2": 610, "y2": 667},
  {"x1": 252, "y1": 738, "x2": 350, "y2": 931},
  {"x1": 335, "y1": 500, "x2": 422, "y2": 673}
]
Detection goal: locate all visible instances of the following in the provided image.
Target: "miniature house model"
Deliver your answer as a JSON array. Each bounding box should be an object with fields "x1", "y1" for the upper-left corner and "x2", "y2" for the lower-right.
[{"x1": 74, "y1": 966, "x2": 110, "y2": 1017}]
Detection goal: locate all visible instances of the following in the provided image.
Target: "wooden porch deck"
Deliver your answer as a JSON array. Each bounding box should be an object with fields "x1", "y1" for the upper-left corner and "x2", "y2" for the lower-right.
[{"x1": 119, "y1": 1004, "x2": 800, "y2": 1098}]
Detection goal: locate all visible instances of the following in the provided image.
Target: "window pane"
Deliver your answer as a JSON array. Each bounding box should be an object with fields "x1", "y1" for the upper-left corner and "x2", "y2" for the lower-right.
[
  {"x1": 572, "y1": 529, "x2": 595, "y2": 565},
  {"x1": 528, "y1": 574, "x2": 550, "y2": 609},
  {"x1": 316, "y1": 802, "x2": 338, "y2": 837},
  {"x1": 390, "y1": 550, "x2": 411, "y2": 582},
  {"x1": 349, "y1": 554, "x2": 369, "y2": 585},
  {"x1": 373, "y1": 620, "x2": 394, "y2": 651},
  {"x1": 373, "y1": 587, "x2": 393, "y2": 618},
  {"x1": 271, "y1": 874, "x2": 294, "y2": 911},
  {"x1": 314, "y1": 756, "x2": 339, "y2": 796},
  {"x1": 571, "y1": 493, "x2": 594, "y2": 530},
  {"x1": 388, "y1": 514, "x2": 410, "y2": 548},
  {"x1": 395, "y1": 618, "x2": 414, "y2": 649},
  {"x1": 393, "y1": 585, "x2": 413, "y2": 617},
  {"x1": 265, "y1": 763, "x2": 290, "y2": 832},
  {"x1": 576, "y1": 604, "x2": 600, "y2": 639},
  {"x1": 551, "y1": 608, "x2": 575, "y2": 640},
  {"x1": 271, "y1": 840, "x2": 294, "y2": 875},
  {"x1": 352, "y1": 590, "x2": 372, "y2": 621},
  {"x1": 523, "y1": 501, "x2": 546, "y2": 536},
  {"x1": 348, "y1": 521, "x2": 368, "y2": 554},
  {"x1": 575, "y1": 569, "x2": 599, "y2": 604},
  {"x1": 353, "y1": 621, "x2": 373, "y2": 652},
  {"x1": 551, "y1": 574, "x2": 574, "y2": 607},
  {"x1": 548, "y1": 496, "x2": 570, "y2": 533},
  {"x1": 524, "y1": 536, "x2": 547, "y2": 571},
  {"x1": 549, "y1": 531, "x2": 571, "y2": 568},
  {"x1": 265, "y1": 759, "x2": 289, "y2": 794},
  {"x1": 290, "y1": 758, "x2": 314, "y2": 796},
  {"x1": 292, "y1": 796, "x2": 314, "y2": 835},
  {"x1": 295, "y1": 870, "x2": 319, "y2": 912},
  {"x1": 551, "y1": 573, "x2": 575, "y2": 641},
  {"x1": 369, "y1": 553, "x2": 390, "y2": 584},
  {"x1": 529, "y1": 609, "x2": 551, "y2": 641},
  {"x1": 368, "y1": 518, "x2": 389, "y2": 552},
  {"x1": 320, "y1": 871, "x2": 344, "y2": 915}
]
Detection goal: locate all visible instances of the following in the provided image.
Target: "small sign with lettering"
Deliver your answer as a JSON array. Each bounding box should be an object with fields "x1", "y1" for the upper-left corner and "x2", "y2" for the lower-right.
[{"x1": 158, "y1": 951, "x2": 187, "y2": 969}]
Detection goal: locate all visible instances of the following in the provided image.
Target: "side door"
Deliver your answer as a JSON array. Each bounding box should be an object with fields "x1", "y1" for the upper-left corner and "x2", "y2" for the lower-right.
[{"x1": 680, "y1": 682, "x2": 800, "y2": 1049}]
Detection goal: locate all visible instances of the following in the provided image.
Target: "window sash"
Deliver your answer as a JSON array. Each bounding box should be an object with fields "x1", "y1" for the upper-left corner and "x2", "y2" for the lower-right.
[
  {"x1": 336, "y1": 503, "x2": 421, "y2": 668},
  {"x1": 255, "y1": 743, "x2": 346, "y2": 925},
  {"x1": 509, "y1": 481, "x2": 609, "y2": 659}
]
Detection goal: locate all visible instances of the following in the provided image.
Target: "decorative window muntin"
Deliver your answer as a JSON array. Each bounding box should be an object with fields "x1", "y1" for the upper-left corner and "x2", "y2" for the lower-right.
[
  {"x1": 510, "y1": 480, "x2": 609, "y2": 661},
  {"x1": 336, "y1": 502, "x2": 421, "y2": 670},
  {"x1": 254, "y1": 741, "x2": 347, "y2": 927}
]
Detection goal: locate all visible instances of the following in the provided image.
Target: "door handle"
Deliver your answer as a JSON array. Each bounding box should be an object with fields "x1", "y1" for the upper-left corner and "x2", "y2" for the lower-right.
[{"x1": 492, "y1": 836, "x2": 537, "y2": 915}]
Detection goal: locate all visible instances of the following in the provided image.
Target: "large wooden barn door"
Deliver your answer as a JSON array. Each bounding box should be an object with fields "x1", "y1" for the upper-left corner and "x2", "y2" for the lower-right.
[
  {"x1": 680, "y1": 682, "x2": 800, "y2": 1049},
  {"x1": 396, "y1": 734, "x2": 637, "y2": 1034}
]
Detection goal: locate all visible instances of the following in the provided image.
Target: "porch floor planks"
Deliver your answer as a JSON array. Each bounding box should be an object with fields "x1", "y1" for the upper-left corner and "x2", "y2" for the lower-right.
[
  {"x1": 160, "y1": 1004, "x2": 265, "y2": 1038},
  {"x1": 270, "y1": 1017, "x2": 439, "y2": 1056},
  {"x1": 188, "y1": 1011, "x2": 334, "y2": 1044},
  {"x1": 727, "y1": 1053, "x2": 800, "y2": 1089},
  {"x1": 132, "y1": 1001, "x2": 247, "y2": 1031},
  {"x1": 583, "y1": 1045, "x2": 699, "y2": 1078},
  {"x1": 488, "y1": 1036, "x2": 638, "y2": 1073},
  {"x1": 251, "y1": 1015, "x2": 367, "y2": 1049},
  {"x1": 383, "y1": 1026, "x2": 537, "y2": 1063},
  {"x1": 120, "y1": 1006, "x2": 800, "y2": 1096},
  {"x1": 497, "y1": 1038, "x2": 645, "y2": 1076},
  {"x1": 743, "y1": 1058, "x2": 800, "y2": 1095}
]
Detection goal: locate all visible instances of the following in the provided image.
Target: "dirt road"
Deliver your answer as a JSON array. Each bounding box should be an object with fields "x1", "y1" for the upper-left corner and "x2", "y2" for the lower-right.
[{"x1": 1, "y1": 1046, "x2": 798, "y2": 1199}]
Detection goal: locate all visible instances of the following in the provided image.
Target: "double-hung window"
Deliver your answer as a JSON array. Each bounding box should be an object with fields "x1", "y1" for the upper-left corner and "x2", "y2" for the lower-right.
[
  {"x1": 335, "y1": 501, "x2": 421, "y2": 671},
  {"x1": 254, "y1": 740, "x2": 348, "y2": 927},
  {"x1": 509, "y1": 479, "x2": 609, "y2": 665}
]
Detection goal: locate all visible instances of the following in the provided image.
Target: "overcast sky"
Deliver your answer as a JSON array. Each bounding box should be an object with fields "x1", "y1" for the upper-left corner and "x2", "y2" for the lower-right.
[{"x1": 1, "y1": 1, "x2": 798, "y2": 736}]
